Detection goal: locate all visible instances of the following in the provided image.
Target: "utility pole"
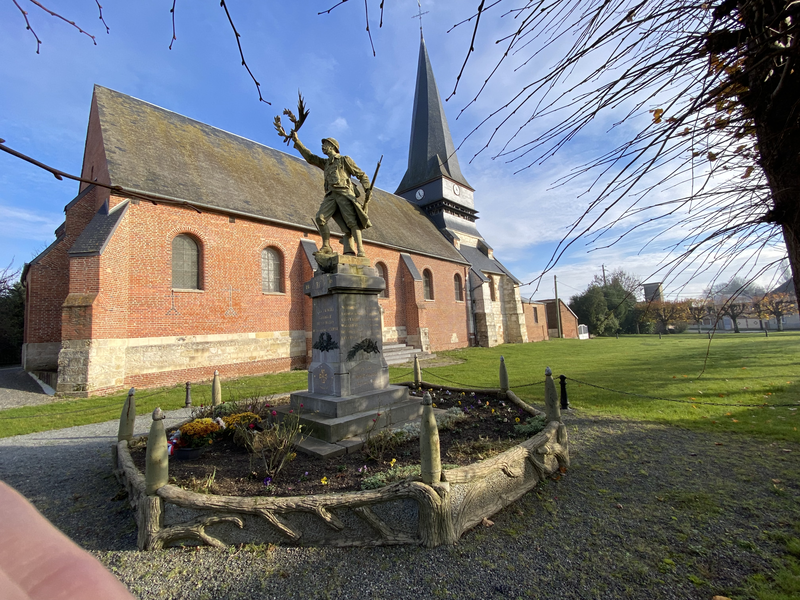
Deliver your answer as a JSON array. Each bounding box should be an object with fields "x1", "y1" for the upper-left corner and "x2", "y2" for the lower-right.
[
  {"x1": 602, "y1": 264, "x2": 607, "y2": 286},
  {"x1": 554, "y1": 275, "x2": 563, "y2": 339}
]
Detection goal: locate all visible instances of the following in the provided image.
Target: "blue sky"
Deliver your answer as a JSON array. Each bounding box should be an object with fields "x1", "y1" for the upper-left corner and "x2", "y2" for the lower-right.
[{"x1": 0, "y1": 1, "x2": 786, "y2": 301}]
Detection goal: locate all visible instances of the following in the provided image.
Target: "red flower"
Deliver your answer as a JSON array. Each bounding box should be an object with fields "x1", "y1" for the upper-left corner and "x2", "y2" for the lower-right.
[{"x1": 249, "y1": 423, "x2": 255, "y2": 429}]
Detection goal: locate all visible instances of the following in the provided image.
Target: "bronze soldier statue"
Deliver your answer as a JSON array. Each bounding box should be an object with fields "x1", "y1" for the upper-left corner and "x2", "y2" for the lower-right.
[{"x1": 291, "y1": 132, "x2": 371, "y2": 257}]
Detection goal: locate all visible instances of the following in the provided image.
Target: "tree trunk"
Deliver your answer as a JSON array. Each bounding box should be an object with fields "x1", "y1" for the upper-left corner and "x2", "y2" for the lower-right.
[
  {"x1": 739, "y1": 3, "x2": 800, "y2": 303},
  {"x1": 782, "y1": 224, "x2": 800, "y2": 304}
]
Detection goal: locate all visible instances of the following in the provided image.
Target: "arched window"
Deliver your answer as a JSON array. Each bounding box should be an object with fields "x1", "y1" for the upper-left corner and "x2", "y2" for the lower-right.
[
  {"x1": 172, "y1": 234, "x2": 200, "y2": 290},
  {"x1": 376, "y1": 262, "x2": 389, "y2": 298},
  {"x1": 423, "y1": 269, "x2": 434, "y2": 301},
  {"x1": 454, "y1": 274, "x2": 464, "y2": 302},
  {"x1": 261, "y1": 247, "x2": 283, "y2": 293}
]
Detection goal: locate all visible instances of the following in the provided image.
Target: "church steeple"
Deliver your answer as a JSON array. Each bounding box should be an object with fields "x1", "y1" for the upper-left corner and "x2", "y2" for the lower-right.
[{"x1": 395, "y1": 35, "x2": 472, "y2": 196}]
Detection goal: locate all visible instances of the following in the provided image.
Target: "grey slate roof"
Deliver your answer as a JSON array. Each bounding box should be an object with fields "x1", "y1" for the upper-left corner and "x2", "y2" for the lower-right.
[
  {"x1": 395, "y1": 36, "x2": 472, "y2": 195},
  {"x1": 69, "y1": 200, "x2": 129, "y2": 256},
  {"x1": 93, "y1": 86, "x2": 467, "y2": 265},
  {"x1": 458, "y1": 245, "x2": 521, "y2": 285},
  {"x1": 770, "y1": 278, "x2": 796, "y2": 296}
]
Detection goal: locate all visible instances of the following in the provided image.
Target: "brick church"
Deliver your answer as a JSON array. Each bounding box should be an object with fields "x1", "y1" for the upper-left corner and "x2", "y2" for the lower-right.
[{"x1": 23, "y1": 36, "x2": 545, "y2": 396}]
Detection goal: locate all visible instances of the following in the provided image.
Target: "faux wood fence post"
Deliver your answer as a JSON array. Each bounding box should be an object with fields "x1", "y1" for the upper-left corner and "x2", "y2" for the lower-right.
[
  {"x1": 145, "y1": 408, "x2": 169, "y2": 495},
  {"x1": 117, "y1": 387, "x2": 136, "y2": 442},
  {"x1": 544, "y1": 367, "x2": 561, "y2": 423},
  {"x1": 185, "y1": 381, "x2": 192, "y2": 407},
  {"x1": 212, "y1": 370, "x2": 222, "y2": 406},
  {"x1": 420, "y1": 392, "x2": 441, "y2": 485},
  {"x1": 559, "y1": 374, "x2": 569, "y2": 410},
  {"x1": 414, "y1": 355, "x2": 422, "y2": 387},
  {"x1": 499, "y1": 356, "x2": 509, "y2": 393}
]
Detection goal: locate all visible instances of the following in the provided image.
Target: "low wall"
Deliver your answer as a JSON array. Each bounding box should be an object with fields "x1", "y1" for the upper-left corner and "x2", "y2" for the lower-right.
[
  {"x1": 113, "y1": 387, "x2": 569, "y2": 550},
  {"x1": 57, "y1": 330, "x2": 307, "y2": 396}
]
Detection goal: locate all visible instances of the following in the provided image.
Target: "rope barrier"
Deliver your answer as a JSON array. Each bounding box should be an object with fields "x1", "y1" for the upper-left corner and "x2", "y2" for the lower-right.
[
  {"x1": 565, "y1": 376, "x2": 800, "y2": 408},
  {"x1": 3, "y1": 368, "x2": 795, "y2": 422},
  {"x1": 389, "y1": 369, "x2": 414, "y2": 383}
]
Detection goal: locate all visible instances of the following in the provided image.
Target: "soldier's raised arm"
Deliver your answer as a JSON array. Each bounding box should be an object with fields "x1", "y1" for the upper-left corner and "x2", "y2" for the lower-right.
[{"x1": 292, "y1": 132, "x2": 324, "y2": 170}]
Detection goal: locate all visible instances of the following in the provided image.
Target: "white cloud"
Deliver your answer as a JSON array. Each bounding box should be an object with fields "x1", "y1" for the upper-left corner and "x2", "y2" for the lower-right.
[{"x1": 0, "y1": 204, "x2": 61, "y2": 241}]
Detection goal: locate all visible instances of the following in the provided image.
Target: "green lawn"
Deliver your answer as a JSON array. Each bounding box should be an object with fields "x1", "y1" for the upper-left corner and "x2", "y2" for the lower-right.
[
  {"x1": 1, "y1": 332, "x2": 798, "y2": 441},
  {"x1": 0, "y1": 371, "x2": 307, "y2": 438},
  {"x1": 427, "y1": 331, "x2": 800, "y2": 443}
]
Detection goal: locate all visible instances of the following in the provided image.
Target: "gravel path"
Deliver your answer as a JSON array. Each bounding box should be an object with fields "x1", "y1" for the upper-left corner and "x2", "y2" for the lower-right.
[
  {"x1": 0, "y1": 366, "x2": 55, "y2": 410},
  {"x1": 1, "y1": 392, "x2": 798, "y2": 599}
]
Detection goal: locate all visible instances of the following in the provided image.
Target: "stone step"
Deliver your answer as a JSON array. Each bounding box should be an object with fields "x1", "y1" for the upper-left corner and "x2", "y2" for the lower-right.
[
  {"x1": 289, "y1": 385, "x2": 408, "y2": 418},
  {"x1": 278, "y1": 396, "x2": 422, "y2": 444},
  {"x1": 382, "y1": 343, "x2": 424, "y2": 365}
]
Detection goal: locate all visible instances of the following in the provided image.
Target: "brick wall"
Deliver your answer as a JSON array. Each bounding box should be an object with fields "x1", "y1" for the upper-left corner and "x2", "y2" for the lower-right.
[
  {"x1": 33, "y1": 194, "x2": 471, "y2": 394},
  {"x1": 522, "y1": 303, "x2": 549, "y2": 342},
  {"x1": 545, "y1": 300, "x2": 579, "y2": 339}
]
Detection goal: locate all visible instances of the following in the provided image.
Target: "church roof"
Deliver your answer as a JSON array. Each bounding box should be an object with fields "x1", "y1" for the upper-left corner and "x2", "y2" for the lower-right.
[
  {"x1": 69, "y1": 197, "x2": 128, "y2": 256},
  {"x1": 458, "y1": 245, "x2": 521, "y2": 285},
  {"x1": 395, "y1": 36, "x2": 472, "y2": 195},
  {"x1": 92, "y1": 86, "x2": 468, "y2": 265}
]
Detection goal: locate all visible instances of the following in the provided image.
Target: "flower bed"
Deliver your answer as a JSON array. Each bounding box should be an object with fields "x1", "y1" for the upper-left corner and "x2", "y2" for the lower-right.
[{"x1": 112, "y1": 382, "x2": 569, "y2": 549}]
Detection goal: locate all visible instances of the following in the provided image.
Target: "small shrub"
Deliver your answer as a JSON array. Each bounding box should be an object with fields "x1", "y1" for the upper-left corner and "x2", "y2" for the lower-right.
[
  {"x1": 513, "y1": 415, "x2": 547, "y2": 437},
  {"x1": 232, "y1": 413, "x2": 304, "y2": 480},
  {"x1": 437, "y1": 406, "x2": 468, "y2": 430},
  {"x1": 363, "y1": 428, "x2": 408, "y2": 463}
]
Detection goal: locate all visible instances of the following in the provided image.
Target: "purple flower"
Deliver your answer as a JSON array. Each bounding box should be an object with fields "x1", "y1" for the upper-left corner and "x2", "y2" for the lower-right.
[{"x1": 263, "y1": 477, "x2": 272, "y2": 486}]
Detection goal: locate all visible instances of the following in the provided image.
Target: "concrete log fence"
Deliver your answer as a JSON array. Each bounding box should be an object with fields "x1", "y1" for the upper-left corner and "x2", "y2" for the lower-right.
[{"x1": 112, "y1": 364, "x2": 570, "y2": 549}]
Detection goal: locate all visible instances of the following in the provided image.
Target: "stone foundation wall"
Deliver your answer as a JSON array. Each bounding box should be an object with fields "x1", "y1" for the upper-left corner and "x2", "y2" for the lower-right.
[
  {"x1": 57, "y1": 330, "x2": 307, "y2": 396},
  {"x1": 381, "y1": 326, "x2": 407, "y2": 344}
]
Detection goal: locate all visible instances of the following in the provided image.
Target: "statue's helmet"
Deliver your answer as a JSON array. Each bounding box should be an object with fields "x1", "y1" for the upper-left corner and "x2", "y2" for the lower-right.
[{"x1": 321, "y1": 137, "x2": 340, "y2": 152}]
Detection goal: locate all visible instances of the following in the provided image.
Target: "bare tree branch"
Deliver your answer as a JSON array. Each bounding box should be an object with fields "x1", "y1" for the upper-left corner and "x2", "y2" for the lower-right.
[
  {"x1": 218, "y1": 0, "x2": 271, "y2": 105},
  {"x1": 95, "y1": 1, "x2": 109, "y2": 34},
  {"x1": 364, "y1": 0, "x2": 376, "y2": 57},
  {"x1": 12, "y1": 0, "x2": 43, "y2": 53},
  {"x1": 169, "y1": 0, "x2": 177, "y2": 50},
  {"x1": 28, "y1": 0, "x2": 98, "y2": 46},
  {"x1": 319, "y1": 0, "x2": 350, "y2": 16}
]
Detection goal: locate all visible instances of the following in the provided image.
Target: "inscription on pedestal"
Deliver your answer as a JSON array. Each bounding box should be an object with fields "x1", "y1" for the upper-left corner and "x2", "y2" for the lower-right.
[{"x1": 349, "y1": 361, "x2": 383, "y2": 394}]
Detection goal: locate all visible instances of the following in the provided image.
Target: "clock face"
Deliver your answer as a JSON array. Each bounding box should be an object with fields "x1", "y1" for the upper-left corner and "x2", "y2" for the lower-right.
[
  {"x1": 415, "y1": 189, "x2": 425, "y2": 200},
  {"x1": 453, "y1": 184, "x2": 461, "y2": 196}
]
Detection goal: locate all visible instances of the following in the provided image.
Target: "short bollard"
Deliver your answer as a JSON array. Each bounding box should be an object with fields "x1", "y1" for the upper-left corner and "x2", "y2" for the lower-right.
[
  {"x1": 420, "y1": 392, "x2": 441, "y2": 485},
  {"x1": 544, "y1": 367, "x2": 561, "y2": 423},
  {"x1": 499, "y1": 356, "x2": 509, "y2": 393},
  {"x1": 212, "y1": 370, "x2": 222, "y2": 407},
  {"x1": 659, "y1": 332, "x2": 662, "y2": 340},
  {"x1": 185, "y1": 381, "x2": 192, "y2": 407},
  {"x1": 559, "y1": 374, "x2": 569, "y2": 410},
  {"x1": 145, "y1": 408, "x2": 169, "y2": 495},
  {"x1": 117, "y1": 387, "x2": 136, "y2": 442},
  {"x1": 413, "y1": 354, "x2": 422, "y2": 388}
]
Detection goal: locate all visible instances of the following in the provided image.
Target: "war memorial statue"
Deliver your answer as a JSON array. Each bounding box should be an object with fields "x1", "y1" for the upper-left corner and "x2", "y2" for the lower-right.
[{"x1": 274, "y1": 94, "x2": 378, "y2": 258}]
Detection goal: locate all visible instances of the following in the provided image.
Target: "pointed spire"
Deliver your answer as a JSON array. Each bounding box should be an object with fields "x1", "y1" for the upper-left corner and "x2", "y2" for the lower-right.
[{"x1": 396, "y1": 35, "x2": 472, "y2": 195}]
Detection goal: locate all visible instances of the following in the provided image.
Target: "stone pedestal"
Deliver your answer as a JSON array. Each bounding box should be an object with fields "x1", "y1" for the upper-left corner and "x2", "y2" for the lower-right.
[{"x1": 290, "y1": 255, "x2": 417, "y2": 445}]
